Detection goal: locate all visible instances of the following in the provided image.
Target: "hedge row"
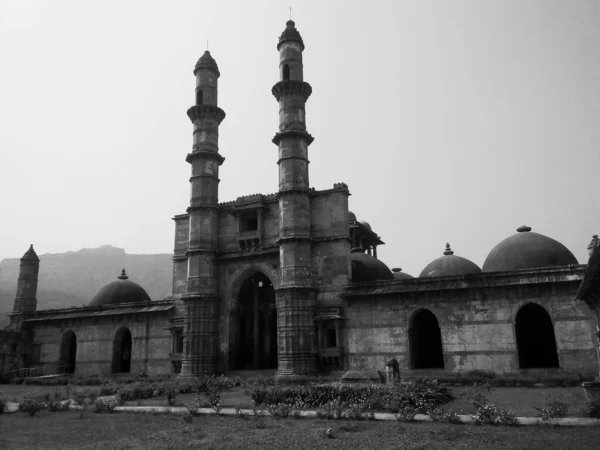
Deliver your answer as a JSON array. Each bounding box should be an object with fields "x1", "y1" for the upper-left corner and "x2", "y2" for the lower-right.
[{"x1": 250, "y1": 379, "x2": 453, "y2": 413}]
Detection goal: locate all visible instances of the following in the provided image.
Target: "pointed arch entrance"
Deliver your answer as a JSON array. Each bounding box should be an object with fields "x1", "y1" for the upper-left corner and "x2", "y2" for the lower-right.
[
  {"x1": 59, "y1": 330, "x2": 77, "y2": 374},
  {"x1": 410, "y1": 309, "x2": 444, "y2": 369},
  {"x1": 516, "y1": 303, "x2": 559, "y2": 368},
  {"x1": 112, "y1": 327, "x2": 132, "y2": 373},
  {"x1": 230, "y1": 272, "x2": 277, "y2": 370}
]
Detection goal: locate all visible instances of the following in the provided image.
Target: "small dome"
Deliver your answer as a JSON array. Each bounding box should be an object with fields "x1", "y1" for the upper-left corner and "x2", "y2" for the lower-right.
[
  {"x1": 194, "y1": 51, "x2": 220, "y2": 76},
  {"x1": 350, "y1": 248, "x2": 394, "y2": 283},
  {"x1": 482, "y1": 226, "x2": 578, "y2": 272},
  {"x1": 348, "y1": 211, "x2": 357, "y2": 222},
  {"x1": 391, "y1": 268, "x2": 414, "y2": 280},
  {"x1": 278, "y1": 20, "x2": 305, "y2": 50},
  {"x1": 420, "y1": 243, "x2": 482, "y2": 278},
  {"x1": 89, "y1": 269, "x2": 151, "y2": 307},
  {"x1": 359, "y1": 221, "x2": 371, "y2": 230}
]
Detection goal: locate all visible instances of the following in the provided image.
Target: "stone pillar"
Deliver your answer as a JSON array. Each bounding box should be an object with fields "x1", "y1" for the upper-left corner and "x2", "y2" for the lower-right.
[
  {"x1": 180, "y1": 51, "x2": 225, "y2": 377},
  {"x1": 272, "y1": 20, "x2": 316, "y2": 378}
]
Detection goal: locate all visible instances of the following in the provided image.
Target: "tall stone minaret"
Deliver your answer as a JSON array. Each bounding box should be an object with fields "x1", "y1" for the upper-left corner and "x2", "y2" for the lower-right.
[
  {"x1": 272, "y1": 20, "x2": 316, "y2": 377},
  {"x1": 12, "y1": 245, "x2": 40, "y2": 315},
  {"x1": 180, "y1": 51, "x2": 226, "y2": 376}
]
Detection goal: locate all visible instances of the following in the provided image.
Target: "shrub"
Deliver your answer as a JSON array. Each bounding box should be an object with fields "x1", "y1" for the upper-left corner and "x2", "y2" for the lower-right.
[
  {"x1": 395, "y1": 405, "x2": 418, "y2": 422},
  {"x1": 116, "y1": 382, "x2": 155, "y2": 403},
  {"x1": 427, "y1": 406, "x2": 462, "y2": 424},
  {"x1": 0, "y1": 397, "x2": 6, "y2": 414},
  {"x1": 19, "y1": 397, "x2": 43, "y2": 417},
  {"x1": 535, "y1": 400, "x2": 569, "y2": 421},
  {"x1": 93, "y1": 397, "x2": 118, "y2": 413},
  {"x1": 162, "y1": 381, "x2": 179, "y2": 406},
  {"x1": 471, "y1": 399, "x2": 518, "y2": 426}
]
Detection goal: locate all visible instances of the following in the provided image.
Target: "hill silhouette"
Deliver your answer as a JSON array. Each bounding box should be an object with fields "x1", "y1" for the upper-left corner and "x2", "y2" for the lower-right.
[{"x1": 0, "y1": 245, "x2": 172, "y2": 327}]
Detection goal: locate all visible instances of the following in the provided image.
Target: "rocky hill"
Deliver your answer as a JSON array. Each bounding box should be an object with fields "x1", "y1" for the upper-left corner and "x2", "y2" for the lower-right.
[{"x1": 0, "y1": 245, "x2": 172, "y2": 327}]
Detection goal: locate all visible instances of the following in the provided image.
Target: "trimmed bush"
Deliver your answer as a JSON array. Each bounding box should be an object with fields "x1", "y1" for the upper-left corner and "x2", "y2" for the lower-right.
[
  {"x1": 93, "y1": 397, "x2": 118, "y2": 413},
  {"x1": 19, "y1": 397, "x2": 43, "y2": 417}
]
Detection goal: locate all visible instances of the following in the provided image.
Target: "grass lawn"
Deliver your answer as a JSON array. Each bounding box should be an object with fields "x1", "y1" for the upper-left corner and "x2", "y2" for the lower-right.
[{"x1": 1, "y1": 411, "x2": 600, "y2": 449}]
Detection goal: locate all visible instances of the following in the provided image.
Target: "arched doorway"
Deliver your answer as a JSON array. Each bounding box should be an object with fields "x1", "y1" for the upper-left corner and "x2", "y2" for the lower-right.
[
  {"x1": 231, "y1": 272, "x2": 277, "y2": 370},
  {"x1": 59, "y1": 330, "x2": 77, "y2": 374},
  {"x1": 410, "y1": 309, "x2": 444, "y2": 369},
  {"x1": 516, "y1": 303, "x2": 559, "y2": 368},
  {"x1": 112, "y1": 327, "x2": 132, "y2": 373}
]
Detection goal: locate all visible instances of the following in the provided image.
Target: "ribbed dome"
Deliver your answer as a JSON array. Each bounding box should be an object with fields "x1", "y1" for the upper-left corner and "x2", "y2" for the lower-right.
[
  {"x1": 359, "y1": 221, "x2": 371, "y2": 230},
  {"x1": 391, "y1": 268, "x2": 414, "y2": 280},
  {"x1": 348, "y1": 211, "x2": 357, "y2": 222},
  {"x1": 482, "y1": 226, "x2": 578, "y2": 272},
  {"x1": 194, "y1": 51, "x2": 220, "y2": 76},
  {"x1": 89, "y1": 269, "x2": 151, "y2": 307},
  {"x1": 278, "y1": 20, "x2": 304, "y2": 50},
  {"x1": 420, "y1": 243, "x2": 482, "y2": 278},
  {"x1": 350, "y1": 248, "x2": 394, "y2": 282}
]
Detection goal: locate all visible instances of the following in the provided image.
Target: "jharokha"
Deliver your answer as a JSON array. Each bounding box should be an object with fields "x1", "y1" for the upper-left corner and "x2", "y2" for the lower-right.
[{"x1": 2, "y1": 22, "x2": 600, "y2": 382}]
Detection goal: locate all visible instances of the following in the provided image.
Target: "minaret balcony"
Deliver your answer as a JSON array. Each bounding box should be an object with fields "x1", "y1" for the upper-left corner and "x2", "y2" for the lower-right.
[
  {"x1": 186, "y1": 104, "x2": 226, "y2": 124},
  {"x1": 271, "y1": 80, "x2": 312, "y2": 102}
]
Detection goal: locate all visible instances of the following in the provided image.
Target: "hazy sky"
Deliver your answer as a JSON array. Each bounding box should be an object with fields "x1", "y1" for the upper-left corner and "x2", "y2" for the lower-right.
[{"x1": 1, "y1": 0, "x2": 599, "y2": 278}]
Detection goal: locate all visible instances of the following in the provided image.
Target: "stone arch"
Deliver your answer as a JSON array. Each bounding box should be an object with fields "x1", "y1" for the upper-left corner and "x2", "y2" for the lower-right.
[
  {"x1": 409, "y1": 308, "x2": 444, "y2": 369},
  {"x1": 227, "y1": 269, "x2": 277, "y2": 371},
  {"x1": 59, "y1": 330, "x2": 77, "y2": 374},
  {"x1": 112, "y1": 326, "x2": 132, "y2": 373},
  {"x1": 515, "y1": 302, "x2": 559, "y2": 369}
]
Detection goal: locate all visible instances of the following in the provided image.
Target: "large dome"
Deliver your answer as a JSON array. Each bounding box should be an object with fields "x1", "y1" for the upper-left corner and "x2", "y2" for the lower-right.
[
  {"x1": 420, "y1": 243, "x2": 481, "y2": 278},
  {"x1": 349, "y1": 248, "x2": 394, "y2": 282},
  {"x1": 482, "y1": 225, "x2": 578, "y2": 272},
  {"x1": 89, "y1": 269, "x2": 151, "y2": 307}
]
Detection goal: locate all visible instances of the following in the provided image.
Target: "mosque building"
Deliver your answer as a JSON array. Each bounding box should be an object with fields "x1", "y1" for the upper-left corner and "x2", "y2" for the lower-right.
[{"x1": 1, "y1": 20, "x2": 599, "y2": 381}]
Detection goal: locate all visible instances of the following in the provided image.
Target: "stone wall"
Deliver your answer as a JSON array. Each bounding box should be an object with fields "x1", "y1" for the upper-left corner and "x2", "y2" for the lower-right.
[
  {"x1": 344, "y1": 270, "x2": 598, "y2": 376},
  {"x1": 29, "y1": 312, "x2": 174, "y2": 376}
]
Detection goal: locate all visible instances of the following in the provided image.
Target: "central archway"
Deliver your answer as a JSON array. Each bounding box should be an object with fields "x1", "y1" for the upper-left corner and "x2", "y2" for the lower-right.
[
  {"x1": 59, "y1": 330, "x2": 77, "y2": 374},
  {"x1": 231, "y1": 272, "x2": 277, "y2": 370},
  {"x1": 112, "y1": 327, "x2": 132, "y2": 373}
]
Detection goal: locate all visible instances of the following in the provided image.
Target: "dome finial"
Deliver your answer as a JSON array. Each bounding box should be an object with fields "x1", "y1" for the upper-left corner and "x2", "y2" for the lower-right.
[
  {"x1": 443, "y1": 243, "x2": 454, "y2": 256},
  {"x1": 118, "y1": 268, "x2": 128, "y2": 280},
  {"x1": 517, "y1": 225, "x2": 532, "y2": 232}
]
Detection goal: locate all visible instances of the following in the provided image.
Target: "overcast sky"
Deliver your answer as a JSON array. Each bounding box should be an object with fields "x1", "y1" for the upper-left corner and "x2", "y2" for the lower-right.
[{"x1": 1, "y1": 0, "x2": 598, "y2": 278}]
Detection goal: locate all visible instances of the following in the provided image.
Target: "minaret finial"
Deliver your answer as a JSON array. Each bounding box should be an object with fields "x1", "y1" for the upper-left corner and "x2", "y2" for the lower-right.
[
  {"x1": 206, "y1": 39, "x2": 209, "y2": 51},
  {"x1": 290, "y1": 6, "x2": 292, "y2": 20}
]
